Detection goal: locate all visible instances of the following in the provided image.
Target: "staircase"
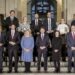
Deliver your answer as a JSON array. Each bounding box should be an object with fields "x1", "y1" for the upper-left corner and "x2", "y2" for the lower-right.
[{"x1": 1, "y1": 57, "x2": 75, "y2": 75}]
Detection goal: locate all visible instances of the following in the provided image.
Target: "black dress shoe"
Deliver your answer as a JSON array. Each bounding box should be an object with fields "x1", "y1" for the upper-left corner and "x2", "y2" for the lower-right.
[
  {"x1": 0, "y1": 71, "x2": 2, "y2": 73},
  {"x1": 8, "y1": 70, "x2": 12, "y2": 73},
  {"x1": 57, "y1": 69, "x2": 60, "y2": 73},
  {"x1": 54, "y1": 69, "x2": 57, "y2": 73},
  {"x1": 68, "y1": 71, "x2": 71, "y2": 73},
  {"x1": 15, "y1": 71, "x2": 18, "y2": 73},
  {"x1": 25, "y1": 70, "x2": 29, "y2": 73},
  {"x1": 29, "y1": 70, "x2": 32, "y2": 73},
  {"x1": 37, "y1": 70, "x2": 40, "y2": 73},
  {"x1": 44, "y1": 70, "x2": 47, "y2": 73}
]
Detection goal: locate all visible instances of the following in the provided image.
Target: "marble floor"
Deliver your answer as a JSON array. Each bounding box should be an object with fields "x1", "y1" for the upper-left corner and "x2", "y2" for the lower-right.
[
  {"x1": 1, "y1": 61, "x2": 75, "y2": 75},
  {"x1": 0, "y1": 73, "x2": 75, "y2": 75}
]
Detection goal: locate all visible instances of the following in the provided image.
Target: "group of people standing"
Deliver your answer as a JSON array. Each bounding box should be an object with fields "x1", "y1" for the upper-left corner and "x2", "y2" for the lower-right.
[{"x1": 0, "y1": 9, "x2": 75, "y2": 73}]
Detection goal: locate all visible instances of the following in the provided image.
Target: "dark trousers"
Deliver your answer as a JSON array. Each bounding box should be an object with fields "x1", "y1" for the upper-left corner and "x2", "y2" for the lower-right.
[
  {"x1": 33, "y1": 33, "x2": 38, "y2": 62},
  {"x1": 48, "y1": 33, "x2": 53, "y2": 61},
  {"x1": 48, "y1": 32, "x2": 53, "y2": 41},
  {"x1": 38, "y1": 49, "x2": 47, "y2": 71},
  {"x1": 54, "y1": 60, "x2": 60, "y2": 72},
  {"x1": 61, "y1": 44, "x2": 67, "y2": 61},
  {"x1": 8, "y1": 46, "x2": 18, "y2": 72},
  {"x1": 67, "y1": 50, "x2": 75, "y2": 72},
  {"x1": 25, "y1": 62, "x2": 31, "y2": 72},
  {"x1": 0, "y1": 47, "x2": 3, "y2": 72},
  {"x1": 61, "y1": 34, "x2": 66, "y2": 61}
]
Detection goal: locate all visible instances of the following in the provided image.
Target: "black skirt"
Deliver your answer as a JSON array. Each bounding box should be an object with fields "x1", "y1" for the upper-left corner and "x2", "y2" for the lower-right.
[{"x1": 52, "y1": 50, "x2": 61, "y2": 61}]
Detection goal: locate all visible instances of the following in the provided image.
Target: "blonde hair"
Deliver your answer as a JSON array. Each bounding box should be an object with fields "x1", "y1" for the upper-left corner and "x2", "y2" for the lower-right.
[{"x1": 24, "y1": 29, "x2": 32, "y2": 36}]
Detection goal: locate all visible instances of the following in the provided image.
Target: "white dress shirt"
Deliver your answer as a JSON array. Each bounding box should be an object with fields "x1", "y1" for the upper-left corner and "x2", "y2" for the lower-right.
[
  {"x1": 11, "y1": 30, "x2": 15, "y2": 38},
  {"x1": 48, "y1": 18, "x2": 51, "y2": 31},
  {"x1": 35, "y1": 19, "x2": 38, "y2": 26},
  {"x1": 10, "y1": 16, "x2": 14, "y2": 21},
  {"x1": 57, "y1": 24, "x2": 69, "y2": 35}
]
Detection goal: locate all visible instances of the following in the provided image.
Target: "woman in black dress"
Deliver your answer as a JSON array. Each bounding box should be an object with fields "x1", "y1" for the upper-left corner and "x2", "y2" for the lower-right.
[{"x1": 52, "y1": 30, "x2": 62, "y2": 73}]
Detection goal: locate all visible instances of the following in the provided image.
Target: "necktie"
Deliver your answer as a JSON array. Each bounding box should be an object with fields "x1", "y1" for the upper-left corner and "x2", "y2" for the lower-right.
[
  {"x1": 0, "y1": 32, "x2": 1, "y2": 38},
  {"x1": 74, "y1": 33, "x2": 75, "y2": 39},
  {"x1": 48, "y1": 18, "x2": 51, "y2": 31},
  {"x1": 72, "y1": 32, "x2": 75, "y2": 39},
  {"x1": 35, "y1": 19, "x2": 38, "y2": 26}
]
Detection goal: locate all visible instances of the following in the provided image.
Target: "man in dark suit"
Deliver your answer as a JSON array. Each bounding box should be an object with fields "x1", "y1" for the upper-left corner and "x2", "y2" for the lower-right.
[
  {"x1": 5, "y1": 10, "x2": 19, "y2": 31},
  {"x1": 0, "y1": 26, "x2": 6, "y2": 73},
  {"x1": 31, "y1": 13, "x2": 42, "y2": 34},
  {"x1": 67, "y1": 25, "x2": 75, "y2": 73},
  {"x1": 44, "y1": 12, "x2": 56, "y2": 33},
  {"x1": 36, "y1": 27, "x2": 51, "y2": 72},
  {"x1": 7, "y1": 24, "x2": 20, "y2": 73}
]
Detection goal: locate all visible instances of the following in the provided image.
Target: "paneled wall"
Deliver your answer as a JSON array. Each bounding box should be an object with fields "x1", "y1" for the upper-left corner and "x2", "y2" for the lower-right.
[
  {"x1": 0, "y1": 0, "x2": 75, "y2": 24},
  {"x1": 0, "y1": 0, "x2": 27, "y2": 21},
  {"x1": 63, "y1": 0, "x2": 75, "y2": 25}
]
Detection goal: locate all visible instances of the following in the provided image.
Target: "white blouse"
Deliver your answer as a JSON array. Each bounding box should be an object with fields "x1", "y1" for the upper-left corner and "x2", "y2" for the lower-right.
[
  {"x1": 57, "y1": 24, "x2": 69, "y2": 35},
  {"x1": 18, "y1": 23, "x2": 30, "y2": 32}
]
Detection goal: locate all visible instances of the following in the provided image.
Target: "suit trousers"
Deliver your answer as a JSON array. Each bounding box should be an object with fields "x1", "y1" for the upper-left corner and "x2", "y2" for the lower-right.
[
  {"x1": 0, "y1": 47, "x2": 3, "y2": 72},
  {"x1": 38, "y1": 49, "x2": 47, "y2": 71},
  {"x1": 67, "y1": 50, "x2": 75, "y2": 72},
  {"x1": 8, "y1": 46, "x2": 18, "y2": 72}
]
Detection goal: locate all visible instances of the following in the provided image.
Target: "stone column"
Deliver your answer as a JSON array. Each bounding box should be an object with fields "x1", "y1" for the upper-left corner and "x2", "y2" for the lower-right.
[
  {"x1": 5, "y1": 0, "x2": 18, "y2": 17},
  {"x1": 0, "y1": 0, "x2": 5, "y2": 15},
  {"x1": 67, "y1": 0, "x2": 75, "y2": 25},
  {"x1": 56, "y1": 0, "x2": 62, "y2": 22},
  {"x1": 17, "y1": 0, "x2": 27, "y2": 21}
]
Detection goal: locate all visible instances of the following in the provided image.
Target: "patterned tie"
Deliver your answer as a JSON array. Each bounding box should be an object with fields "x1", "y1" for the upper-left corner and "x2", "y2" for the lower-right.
[
  {"x1": 0, "y1": 32, "x2": 1, "y2": 39},
  {"x1": 74, "y1": 33, "x2": 75, "y2": 39},
  {"x1": 35, "y1": 19, "x2": 38, "y2": 26},
  {"x1": 48, "y1": 18, "x2": 51, "y2": 31}
]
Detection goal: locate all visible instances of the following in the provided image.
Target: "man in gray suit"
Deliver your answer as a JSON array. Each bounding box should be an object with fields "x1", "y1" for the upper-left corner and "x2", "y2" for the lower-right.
[{"x1": 67, "y1": 25, "x2": 75, "y2": 73}]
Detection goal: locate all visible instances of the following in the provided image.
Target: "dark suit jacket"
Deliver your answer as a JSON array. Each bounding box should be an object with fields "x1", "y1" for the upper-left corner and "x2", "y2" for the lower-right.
[
  {"x1": 44, "y1": 18, "x2": 56, "y2": 31},
  {"x1": 30, "y1": 19, "x2": 42, "y2": 33},
  {"x1": 52, "y1": 37, "x2": 62, "y2": 50},
  {"x1": 71, "y1": 20, "x2": 75, "y2": 25},
  {"x1": 0, "y1": 31, "x2": 6, "y2": 62},
  {"x1": 66, "y1": 32, "x2": 75, "y2": 50},
  {"x1": 7, "y1": 30, "x2": 20, "y2": 49},
  {"x1": 52, "y1": 37, "x2": 62, "y2": 60},
  {"x1": 36, "y1": 33, "x2": 50, "y2": 51},
  {"x1": 0, "y1": 31, "x2": 6, "y2": 60},
  {"x1": 6, "y1": 16, "x2": 19, "y2": 30},
  {"x1": 0, "y1": 32, "x2": 6, "y2": 45}
]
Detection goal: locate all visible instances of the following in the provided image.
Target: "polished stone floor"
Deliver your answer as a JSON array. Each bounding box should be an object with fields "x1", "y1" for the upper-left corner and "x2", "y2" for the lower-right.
[
  {"x1": 0, "y1": 73, "x2": 75, "y2": 75},
  {"x1": 1, "y1": 61, "x2": 75, "y2": 75}
]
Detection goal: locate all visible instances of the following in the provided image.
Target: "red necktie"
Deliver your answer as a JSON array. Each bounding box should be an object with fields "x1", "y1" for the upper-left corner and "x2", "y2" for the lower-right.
[
  {"x1": 73, "y1": 34, "x2": 75, "y2": 39},
  {"x1": 72, "y1": 33, "x2": 75, "y2": 39}
]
